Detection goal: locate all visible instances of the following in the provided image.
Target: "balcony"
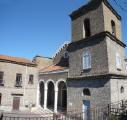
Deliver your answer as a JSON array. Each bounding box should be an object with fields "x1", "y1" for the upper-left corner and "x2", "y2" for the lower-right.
[{"x1": 15, "y1": 82, "x2": 22, "y2": 88}]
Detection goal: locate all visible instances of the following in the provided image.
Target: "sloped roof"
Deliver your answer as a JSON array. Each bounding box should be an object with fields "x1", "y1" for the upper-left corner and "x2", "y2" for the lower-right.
[
  {"x1": 0, "y1": 54, "x2": 36, "y2": 66},
  {"x1": 52, "y1": 41, "x2": 69, "y2": 58},
  {"x1": 40, "y1": 64, "x2": 68, "y2": 73}
]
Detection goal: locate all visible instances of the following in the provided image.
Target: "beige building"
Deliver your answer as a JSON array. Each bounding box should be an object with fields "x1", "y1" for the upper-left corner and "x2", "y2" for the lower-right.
[
  {"x1": 0, "y1": 55, "x2": 38, "y2": 112},
  {"x1": 0, "y1": 55, "x2": 53, "y2": 113},
  {"x1": 33, "y1": 56, "x2": 53, "y2": 71}
]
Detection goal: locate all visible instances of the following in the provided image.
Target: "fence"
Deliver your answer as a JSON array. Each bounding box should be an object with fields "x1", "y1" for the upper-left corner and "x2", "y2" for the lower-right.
[
  {"x1": 1, "y1": 100, "x2": 127, "y2": 120},
  {"x1": 55, "y1": 107, "x2": 109, "y2": 120},
  {"x1": 53, "y1": 100, "x2": 127, "y2": 120},
  {"x1": 0, "y1": 108, "x2": 109, "y2": 120},
  {"x1": 109, "y1": 100, "x2": 127, "y2": 116}
]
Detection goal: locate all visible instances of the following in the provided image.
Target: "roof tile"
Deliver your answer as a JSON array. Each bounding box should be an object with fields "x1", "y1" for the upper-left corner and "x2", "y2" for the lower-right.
[
  {"x1": 40, "y1": 64, "x2": 68, "y2": 72},
  {"x1": 0, "y1": 54, "x2": 35, "y2": 65}
]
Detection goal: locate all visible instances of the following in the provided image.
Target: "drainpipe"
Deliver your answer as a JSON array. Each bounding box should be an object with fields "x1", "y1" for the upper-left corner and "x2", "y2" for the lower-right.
[
  {"x1": 117, "y1": 79, "x2": 119, "y2": 102},
  {"x1": 23, "y1": 64, "x2": 28, "y2": 106}
]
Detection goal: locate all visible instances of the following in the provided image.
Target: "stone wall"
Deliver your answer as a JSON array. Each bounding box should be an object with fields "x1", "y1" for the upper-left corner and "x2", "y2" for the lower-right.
[
  {"x1": 67, "y1": 77, "x2": 111, "y2": 110},
  {"x1": 110, "y1": 78, "x2": 127, "y2": 103},
  {"x1": 39, "y1": 72, "x2": 68, "y2": 83},
  {"x1": 71, "y1": 1, "x2": 104, "y2": 42},
  {"x1": 0, "y1": 62, "x2": 38, "y2": 112},
  {"x1": 33, "y1": 56, "x2": 53, "y2": 71},
  {"x1": 68, "y1": 36, "x2": 109, "y2": 77},
  {"x1": 103, "y1": 2, "x2": 122, "y2": 41},
  {"x1": 106, "y1": 37, "x2": 126, "y2": 76}
]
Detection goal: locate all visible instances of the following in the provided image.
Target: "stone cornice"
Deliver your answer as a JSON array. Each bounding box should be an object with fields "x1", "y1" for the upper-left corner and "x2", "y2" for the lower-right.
[
  {"x1": 39, "y1": 69, "x2": 69, "y2": 75},
  {"x1": 105, "y1": 32, "x2": 126, "y2": 48},
  {"x1": 68, "y1": 74, "x2": 127, "y2": 80},
  {"x1": 102, "y1": 0, "x2": 121, "y2": 20},
  {"x1": 70, "y1": 0, "x2": 121, "y2": 20},
  {"x1": 68, "y1": 31, "x2": 126, "y2": 52}
]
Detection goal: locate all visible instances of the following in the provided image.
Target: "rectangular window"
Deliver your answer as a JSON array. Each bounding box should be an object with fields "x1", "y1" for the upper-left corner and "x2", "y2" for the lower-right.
[
  {"x1": 126, "y1": 62, "x2": 127, "y2": 72},
  {"x1": 28, "y1": 74, "x2": 34, "y2": 84},
  {"x1": 0, "y1": 72, "x2": 4, "y2": 84},
  {"x1": 0, "y1": 93, "x2": 1, "y2": 105},
  {"x1": 16, "y1": 74, "x2": 22, "y2": 87},
  {"x1": 13, "y1": 97, "x2": 20, "y2": 110},
  {"x1": 111, "y1": 20, "x2": 116, "y2": 36},
  {"x1": 83, "y1": 19, "x2": 91, "y2": 38},
  {"x1": 116, "y1": 53, "x2": 121, "y2": 70}
]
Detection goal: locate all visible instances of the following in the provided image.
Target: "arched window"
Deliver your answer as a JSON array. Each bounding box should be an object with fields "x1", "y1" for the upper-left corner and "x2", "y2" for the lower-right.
[
  {"x1": 116, "y1": 52, "x2": 121, "y2": 69},
  {"x1": 120, "y1": 86, "x2": 124, "y2": 93},
  {"x1": 83, "y1": 88, "x2": 91, "y2": 96},
  {"x1": 0, "y1": 71, "x2": 4, "y2": 84},
  {"x1": 111, "y1": 20, "x2": 116, "y2": 36},
  {"x1": 83, "y1": 19, "x2": 91, "y2": 38},
  {"x1": 83, "y1": 51, "x2": 91, "y2": 69}
]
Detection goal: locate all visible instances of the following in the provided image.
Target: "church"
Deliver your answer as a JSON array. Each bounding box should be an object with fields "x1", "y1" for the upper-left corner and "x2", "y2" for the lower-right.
[
  {"x1": 37, "y1": 0, "x2": 127, "y2": 113},
  {"x1": 0, "y1": 0, "x2": 127, "y2": 116}
]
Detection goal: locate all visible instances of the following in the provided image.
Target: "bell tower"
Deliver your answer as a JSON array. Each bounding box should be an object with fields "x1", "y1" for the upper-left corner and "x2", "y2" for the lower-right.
[
  {"x1": 70, "y1": 0, "x2": 122, "y2": 42},
  {"x1": 67, "y1": 0, "x2": 127, "y2": 112},
  {"x1": 68, "y1": 0, "x2": 126, "y2": 77},
  {"x1": 67, "y1": 0, "x2": 127, "y2": 111}
]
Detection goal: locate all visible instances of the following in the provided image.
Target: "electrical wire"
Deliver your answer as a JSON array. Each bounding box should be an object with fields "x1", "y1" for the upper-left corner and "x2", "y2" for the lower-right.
[
  {"x1": 120, "y1": 0, "x2": 127, "y2": 6},
  {"x1": 113, "y1": 0, "x2": 127, "y2": 13}
]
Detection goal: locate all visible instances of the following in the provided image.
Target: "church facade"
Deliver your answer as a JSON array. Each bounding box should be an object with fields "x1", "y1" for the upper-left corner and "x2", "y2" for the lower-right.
[
  {"x1": 38, "y1": 0, "x2": 127, "y2": 113},
  {"x1": 0, "y1": 0, "x2": 127, "y2": 115}
]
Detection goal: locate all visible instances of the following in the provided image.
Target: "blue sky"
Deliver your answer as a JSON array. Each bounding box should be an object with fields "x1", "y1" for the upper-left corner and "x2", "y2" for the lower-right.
[{"x1": 0, "y1": 0, "x2": 127, "y2": 60}]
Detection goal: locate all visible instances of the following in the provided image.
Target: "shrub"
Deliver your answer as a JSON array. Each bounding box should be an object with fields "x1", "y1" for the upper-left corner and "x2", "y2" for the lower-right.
[{"x1": 107, "y1": 114, "x2": 119, "y2": 120}]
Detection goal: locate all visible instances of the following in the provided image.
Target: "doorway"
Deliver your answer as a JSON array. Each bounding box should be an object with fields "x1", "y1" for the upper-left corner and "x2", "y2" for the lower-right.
[
  {"x1": 13, "y1": 97, "x2": 20, "y2": 110},
  {"x1": 82, "y1": 100, "x2": 90, "y2": 120}
]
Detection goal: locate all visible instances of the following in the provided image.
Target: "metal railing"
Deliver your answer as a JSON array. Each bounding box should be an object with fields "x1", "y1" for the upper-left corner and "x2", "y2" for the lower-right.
[
  {"x1": 54, "y1": 107, "x2": 109, "y2": 120},
  {"x1": 1, "y1": 100, "x2": 127, "y2": 120}
]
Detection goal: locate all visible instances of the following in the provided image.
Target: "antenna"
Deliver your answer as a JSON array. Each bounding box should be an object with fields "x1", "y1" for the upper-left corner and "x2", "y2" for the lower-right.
[
  {"x1": 65, "y1": 20, "x2": 69, "y2": 43},
  {"x1": 65, "y1": 31, "x2": 68, "y2": 43}
]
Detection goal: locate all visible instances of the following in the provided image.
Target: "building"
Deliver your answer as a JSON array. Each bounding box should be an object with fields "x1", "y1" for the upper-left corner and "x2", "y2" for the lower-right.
[
  {"x1": 38, "y1": 42, "x2": 69, "y2": 113},
  {"x1": 125, "y1": 59, "x2": 127, "y2": 72},
  {"x1": 38, "y1": 0, "x2": 127, "y2": 114},
  {"x1": 33, "y1": 56, "x2": 53, "y2": 71},
  {"x1": 0, "y1": 0, "x2": 127, "y2": 116},
  {"x1": 0, "y1": 55, "x2": 38, "y2": 112}
]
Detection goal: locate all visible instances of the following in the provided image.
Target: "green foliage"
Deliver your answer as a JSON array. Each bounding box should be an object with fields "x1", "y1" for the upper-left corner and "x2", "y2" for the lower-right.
[{"x1": 107, "y1": 114, "x2": 119, "y2": 120}]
